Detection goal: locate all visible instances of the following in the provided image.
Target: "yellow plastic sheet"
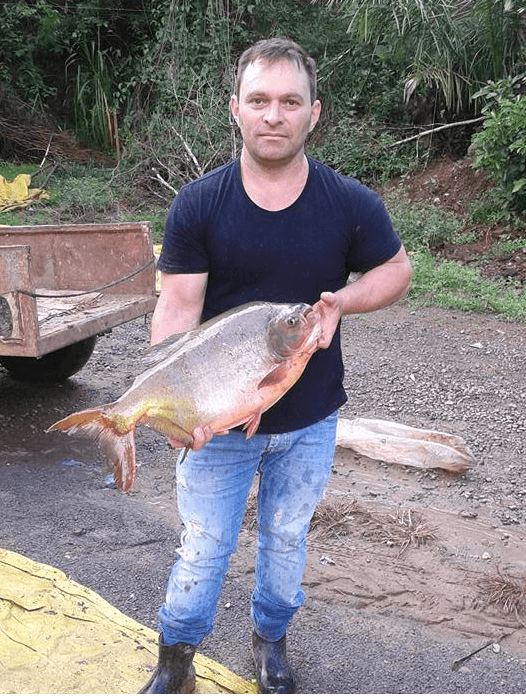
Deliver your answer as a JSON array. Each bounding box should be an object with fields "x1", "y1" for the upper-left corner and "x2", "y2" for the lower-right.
[
  {"x1": 0, "y1": 173, "x2": 49, "y2": 212},
  {"x1": 154, "y1": 243, "x2": 162, "y2": 293},
  {"x1": 0, "y1": 548, "x2": 256, "y2": 694}
]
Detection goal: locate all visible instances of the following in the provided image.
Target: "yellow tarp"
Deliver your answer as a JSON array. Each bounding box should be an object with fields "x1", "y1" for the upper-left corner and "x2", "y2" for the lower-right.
[
  {"x1": 0, "y1": 548, "x2": 256, "y2": 694},
  {"x1": 0, "y1": 173, "x2": 49, "y2": 212},
  {"x1": 154, "y1": 244, "x2": 162, "y2": 293}
]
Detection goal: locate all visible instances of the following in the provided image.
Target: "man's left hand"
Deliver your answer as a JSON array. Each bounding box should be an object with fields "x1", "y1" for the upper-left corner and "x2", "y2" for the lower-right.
[{"x1": 313, "y1": 291, "x2": 342, "y2": 349}]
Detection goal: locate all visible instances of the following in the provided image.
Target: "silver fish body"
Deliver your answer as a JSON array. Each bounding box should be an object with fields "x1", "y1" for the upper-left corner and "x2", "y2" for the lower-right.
[{"x1": 47, "y1": 302, "x2": 322, "y2": 491}]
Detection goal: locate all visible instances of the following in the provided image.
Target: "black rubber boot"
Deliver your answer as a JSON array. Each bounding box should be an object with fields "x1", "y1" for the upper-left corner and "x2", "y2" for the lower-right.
[
  {"x1": 252, "y1": 630, "x2": 296, "y2": 694},
  {"x1": 138, "y1": 636, "x2": 197, "y2": 694}
]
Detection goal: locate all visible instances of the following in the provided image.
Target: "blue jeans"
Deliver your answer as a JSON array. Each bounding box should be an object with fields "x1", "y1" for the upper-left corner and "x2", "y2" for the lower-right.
[{"x1": 158, "y1": 410, "x2": 338, "y2": 645}]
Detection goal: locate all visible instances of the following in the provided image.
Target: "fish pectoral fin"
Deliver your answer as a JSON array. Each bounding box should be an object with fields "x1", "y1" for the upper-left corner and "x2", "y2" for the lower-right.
[
  {"x1": 242, "y1": 408, "x2": 263, "y2": 439},
  {"x1": 257, "y1": 363, "x2": 289, "y2": 389}
]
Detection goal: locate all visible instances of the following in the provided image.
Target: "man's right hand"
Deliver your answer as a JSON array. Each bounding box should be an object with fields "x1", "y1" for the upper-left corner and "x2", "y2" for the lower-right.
[{"x1": 167, "y1": 424, "x2": 229, "y2": 452}]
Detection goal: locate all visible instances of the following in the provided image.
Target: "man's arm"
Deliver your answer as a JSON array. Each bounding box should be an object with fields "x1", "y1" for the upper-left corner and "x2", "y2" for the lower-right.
[
  {"x1": 151, "y1": 271, "x2": 208, "y2": 346},
  {"x1": 314, "y1": 245, "x2": 412, "y2": 349},
  {"x1": 150, "y1": 271, "x2": 213, "y2": 450}
]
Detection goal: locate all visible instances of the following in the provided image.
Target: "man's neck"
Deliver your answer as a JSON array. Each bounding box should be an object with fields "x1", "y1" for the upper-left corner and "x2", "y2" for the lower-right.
[{"x1": 239, "y1": 150, "x2": 309, "y2": 211}]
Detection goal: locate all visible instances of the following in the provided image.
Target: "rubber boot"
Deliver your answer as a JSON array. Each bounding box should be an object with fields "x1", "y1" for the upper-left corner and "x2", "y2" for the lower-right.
[
  {"x1": 252, "y1": 630, "x2": 296, "y2": 694},
  {"x1": 138, "y1": 636, "x2": 197, "y2": 694}
]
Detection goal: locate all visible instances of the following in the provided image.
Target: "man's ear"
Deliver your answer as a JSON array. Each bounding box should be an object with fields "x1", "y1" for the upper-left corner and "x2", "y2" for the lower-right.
[
  {"x1": 230, "y1": 94, "x2": 240, "y2": 125},
  {"x1": 309, "y1": 99, "x2": 321, "y2": 132}
]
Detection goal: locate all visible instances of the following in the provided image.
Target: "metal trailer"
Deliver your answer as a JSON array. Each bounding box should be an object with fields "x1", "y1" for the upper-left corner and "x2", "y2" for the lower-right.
[{"x1": 0, "y1": 222, "x2": 157, "y2": 381}]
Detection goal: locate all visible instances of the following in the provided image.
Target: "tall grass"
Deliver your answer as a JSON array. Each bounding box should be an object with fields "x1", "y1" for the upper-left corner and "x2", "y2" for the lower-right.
[{"x1": 66, "y1": 36, "x2": 117, "y2": 152}]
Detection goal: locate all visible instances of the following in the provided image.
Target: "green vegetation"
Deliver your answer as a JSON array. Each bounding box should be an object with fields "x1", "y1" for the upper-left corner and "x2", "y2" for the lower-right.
[
  {"x1": 0, "y1": 162, "x2": 35, "y2": 181},
  {"x1": 409, "y1": 251, "x2": 526, "y2": 321},
  {"x1": 0, "y1": 161, "x2": 131, "y2": 226},
  {"x1": 382, "y1": 190, "x2": 526, "y2": 320},
  {"x1": 383, "y1": 189, "x2": 463, "y2": 251},
  {"x1": 471, "y1": 75, "x2": 526, "y2": 215},
  {"x1": 332, "y1": 0, "x2": 524, "y2": 113},
  {"x1": 309, "y1": 118, "x2": 418, "y2": 185},
  {"x1": 1, "y1": 0, "x2": 525, "y2": 321}
]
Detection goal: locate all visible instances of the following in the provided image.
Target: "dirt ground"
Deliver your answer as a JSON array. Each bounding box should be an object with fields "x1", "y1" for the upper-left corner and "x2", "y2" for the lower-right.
[
  {"x1": 2, "y1": 158, "x2": 526, "y2": 693},
  {"x1": 385, "y1": 157, "x2": 526, "y2": 283}
]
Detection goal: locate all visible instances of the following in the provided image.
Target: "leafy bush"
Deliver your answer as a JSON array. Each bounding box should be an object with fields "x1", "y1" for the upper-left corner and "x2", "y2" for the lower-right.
[
  {"x1": 0, "y1": 0, "x2": 62, "y2": 110},
  {"x1": 471, "y1": 74, "x2": 526, "y2": 215},
  {"x1": 309, "y1": 118, "x2": 420, "y2": 186}
]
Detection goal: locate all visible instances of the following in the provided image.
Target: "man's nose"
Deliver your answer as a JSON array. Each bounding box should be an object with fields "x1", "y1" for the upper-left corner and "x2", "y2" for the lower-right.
[{"x1": 263, "y1": 101, "x2": 283, "y2": 124}]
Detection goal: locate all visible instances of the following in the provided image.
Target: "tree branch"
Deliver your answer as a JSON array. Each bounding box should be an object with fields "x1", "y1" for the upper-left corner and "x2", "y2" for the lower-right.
[
  {"x1": 151, "y1": 167, "x2": 178, "y2": 195},
  {"x1": 391, "y1": 117, "x2": 484, "y2": 146}
]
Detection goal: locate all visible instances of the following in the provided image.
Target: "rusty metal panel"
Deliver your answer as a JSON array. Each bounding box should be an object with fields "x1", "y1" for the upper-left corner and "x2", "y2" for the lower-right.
[
  {"x1": 0, "y1": 222, "x2": 155, "y2": 296},
  {"x1": 0, "y1": 245, "x2": 39, "y2": 355},
  {"x1": 36, "y1": 294, "x2": 157, "y2": 355}
]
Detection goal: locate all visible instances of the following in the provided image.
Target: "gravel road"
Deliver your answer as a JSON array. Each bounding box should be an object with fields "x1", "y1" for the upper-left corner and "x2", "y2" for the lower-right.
[
  {"x1": 339, "y1": 305, "x2": 526, "y2": 526},
  {"x1": 1, "y1": 302, "x2": 526, "y2": 694}
]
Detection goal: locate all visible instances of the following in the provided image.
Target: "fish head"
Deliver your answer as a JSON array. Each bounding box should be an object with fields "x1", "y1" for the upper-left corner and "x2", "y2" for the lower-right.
[{"x1": 267, "y1": 303, "x2": 322, "y2": 360}]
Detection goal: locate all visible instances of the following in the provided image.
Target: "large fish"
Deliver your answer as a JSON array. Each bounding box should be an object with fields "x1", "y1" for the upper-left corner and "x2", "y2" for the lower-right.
[{"x1": 47, "y1": 302, "x2": 322, "y2": 492}]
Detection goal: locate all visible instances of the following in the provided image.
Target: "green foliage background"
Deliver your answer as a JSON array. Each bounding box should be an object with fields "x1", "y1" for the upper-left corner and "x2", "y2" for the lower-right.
[
  {"x1": 1, "y1": 0, "x2": 524, "y2": 202},
  {"x1": 1, "y1": 0, "x2": 525, "y2": 319}
]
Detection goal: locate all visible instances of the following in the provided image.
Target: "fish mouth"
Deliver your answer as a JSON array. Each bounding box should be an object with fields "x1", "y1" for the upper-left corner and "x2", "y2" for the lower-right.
[
  {"x1": 298, "y1": 304, "x2": 322, "y2": 345},
  {"x1": 294, "y1": 303, "x2": 313, "y2": 316},
  {"x1": 291, "y1": 303, "x2": 315, "y2": 328},
  {"x1": 300, "y1": 304, "x2": 319, "y2": 324}
]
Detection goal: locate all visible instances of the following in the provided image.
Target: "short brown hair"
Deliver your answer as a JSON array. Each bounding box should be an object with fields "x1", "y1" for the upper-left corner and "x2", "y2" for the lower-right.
[{"x1": 235, "y1": 38, "x2": 317, "y2": 103}]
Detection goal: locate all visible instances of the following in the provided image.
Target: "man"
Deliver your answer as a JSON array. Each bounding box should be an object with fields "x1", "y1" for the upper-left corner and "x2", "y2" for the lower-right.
[{"x1": 141, "y1": 38, "x2": 411, "y2": 694}]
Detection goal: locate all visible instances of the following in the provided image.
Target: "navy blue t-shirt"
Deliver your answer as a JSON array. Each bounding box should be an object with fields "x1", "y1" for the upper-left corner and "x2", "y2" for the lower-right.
[{"x1": 158, "y1": 157, "x2": 401, "y2": 433}]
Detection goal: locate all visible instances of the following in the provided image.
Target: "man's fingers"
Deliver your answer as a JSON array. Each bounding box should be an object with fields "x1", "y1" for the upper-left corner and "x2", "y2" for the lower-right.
[
  {"x1": 319, "y1": 290, "x2": 336, "y2": 305},
  {"x1": 191, "y1": 426, "x2": 209, "y2": 451},
  {"x1": 191, "y1": 425, "x2": 228, "y2": 450},
  {"x1": 168, "y1": 425, "x2": 229, "y2": 452},
  {"x1": 167, "y1": 436, "x2": 189, "y2": 449},
  {"x1": 314, "y1": 291, "x2": 342, "y2": 350}
]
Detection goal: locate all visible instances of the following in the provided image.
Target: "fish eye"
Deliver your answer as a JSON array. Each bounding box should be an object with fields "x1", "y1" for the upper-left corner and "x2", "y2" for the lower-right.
[{"x1": 286, "y1": 316, "x2": 298, "y2": 327}]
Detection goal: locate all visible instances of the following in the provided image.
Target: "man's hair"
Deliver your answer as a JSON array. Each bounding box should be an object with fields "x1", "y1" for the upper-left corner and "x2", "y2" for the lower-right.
[{"x1": 235, "y1": 38, "x2": 317, "y2": 103}]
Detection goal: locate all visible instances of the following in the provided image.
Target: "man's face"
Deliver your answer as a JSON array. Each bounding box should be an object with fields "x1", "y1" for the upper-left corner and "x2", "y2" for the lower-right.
[{"x1": 230, "y1": 58, "x2": 321, "y2": 167}]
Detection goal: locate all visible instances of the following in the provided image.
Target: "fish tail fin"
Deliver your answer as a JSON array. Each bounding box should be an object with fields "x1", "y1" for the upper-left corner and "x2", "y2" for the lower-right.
[{"x1": 47, "y1": 408, "x2": 136, "y2": 493}]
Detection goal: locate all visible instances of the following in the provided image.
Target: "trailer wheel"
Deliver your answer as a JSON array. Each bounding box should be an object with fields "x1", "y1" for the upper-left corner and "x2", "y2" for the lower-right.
[{"x1": 0, "y1": 336, "x2": 97, "y2": 382}]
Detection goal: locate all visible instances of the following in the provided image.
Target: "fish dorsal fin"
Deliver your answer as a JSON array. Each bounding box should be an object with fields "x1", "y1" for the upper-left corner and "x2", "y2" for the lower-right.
[{"x1": 140, "y1": 329, "x2": 196, "y2": 368}]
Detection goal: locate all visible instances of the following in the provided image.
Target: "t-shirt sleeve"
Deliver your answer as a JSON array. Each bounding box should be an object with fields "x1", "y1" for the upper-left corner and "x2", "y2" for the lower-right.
[
  {"x1": 157, "y1": 184, "x2": 209, "y2": 274},
  {"x1": 345, "y1": 185, "x2": 402, "y2": 274}
]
